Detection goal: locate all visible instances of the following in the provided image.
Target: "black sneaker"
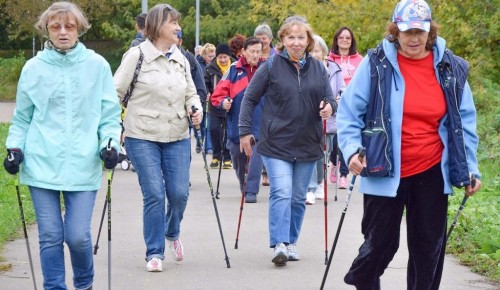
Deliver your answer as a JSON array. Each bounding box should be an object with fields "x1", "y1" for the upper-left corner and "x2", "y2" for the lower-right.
[{"x1": 210, "y1": 158, "x2": 219, "y2": 168}]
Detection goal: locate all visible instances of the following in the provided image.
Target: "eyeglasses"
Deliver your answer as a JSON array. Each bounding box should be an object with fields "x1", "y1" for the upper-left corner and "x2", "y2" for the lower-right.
[
  {"x1": 47, "y1": 23, "x2": 77, "y2": 33},
  {"x1": 337, "y1": 36, "x2": 352, "y2": 41}
]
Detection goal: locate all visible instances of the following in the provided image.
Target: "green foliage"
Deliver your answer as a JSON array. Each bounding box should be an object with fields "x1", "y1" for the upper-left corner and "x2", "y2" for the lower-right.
[
  {"x1": 0, "y1": 52, "x2": 26, "y2": 101},
  {"x1": 0, "y1": 123, "x2": 36, "y2": 253}
]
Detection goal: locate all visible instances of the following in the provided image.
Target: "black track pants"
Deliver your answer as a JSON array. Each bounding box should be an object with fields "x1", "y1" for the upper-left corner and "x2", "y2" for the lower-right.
[{"x1": 344, "y1": 163, "x2": 448, "y2": 290}]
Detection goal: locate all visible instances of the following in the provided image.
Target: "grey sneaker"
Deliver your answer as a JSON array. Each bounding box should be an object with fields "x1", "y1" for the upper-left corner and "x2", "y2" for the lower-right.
[
  {"x1": 272, "y1": 243, "x2": 288, "y2": 266},
  {"x1": 287, "y1": 244, "x2": 300, "y2": 261}
]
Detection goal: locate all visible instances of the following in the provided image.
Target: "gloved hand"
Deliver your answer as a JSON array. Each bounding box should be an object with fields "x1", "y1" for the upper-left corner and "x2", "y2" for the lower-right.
[
  {"x1": 100, "y1": 147, "x2": 118, "y2": 170},
  {"x1": 3, "y1": 148, "x2": 23, "y2": 175}
]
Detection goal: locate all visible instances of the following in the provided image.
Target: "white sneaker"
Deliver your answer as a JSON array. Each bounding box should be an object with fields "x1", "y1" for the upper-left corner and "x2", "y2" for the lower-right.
[
  {"x1": 272, "y1": 243, "x2": 288, "y2": 266},
  {"x1": 168, "y1": 239, "x2": 184, "y2": 261},
  {"x1": 286, "y1": 244, "x2": 300, "y2": 261},
  {"x1": 314, "y1": 182, "x2": 324, "y2": 199},
  {"x1": 146, "y1": 257, "x2": 163, "y2": 272},
  {"x1": 306, "y1": 192, "x2": 316, "y2": 205}
]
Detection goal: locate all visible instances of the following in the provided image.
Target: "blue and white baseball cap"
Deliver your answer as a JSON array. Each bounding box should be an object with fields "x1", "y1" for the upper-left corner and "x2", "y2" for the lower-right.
[{"x1": 392, "y1": 0, "x2": 432, "y2": 32}]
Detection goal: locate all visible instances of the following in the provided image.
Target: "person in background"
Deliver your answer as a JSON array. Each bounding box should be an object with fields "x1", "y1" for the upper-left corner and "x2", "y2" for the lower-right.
[
  {"x1": 176, "y1": 30, "x2": 208, "y2": 154},
  {"x1": 337, "y1": 0, "x2": 481, "y2": 288},
  {"x1": 239, "y1": 16, "x2": 336, "y2": 266},
  {"x1": 228, "y1": 33, "x2": 246, "y2": 59},
  {"x1": 195, "y1": 43, "x2": 216, "y2": 154},
  {"x1": 114, "y1": 3, "x2": 203, "y2": 273},
  {"x1": 3, "y1": 2, "x2": 121, "y2": 289},
  {"x1": 194, "y1": 44, "x2": 203, "y2": 57},
  {"x1": 306, "y1": 34, "x2": 344, "y2": 205},
  {"x1": 130, "y1": 12, "x2": 147, "y2": 47},
  {"x1": 327, "y1": 26, "x2": 363, "y2": 189},
  {"x1": 254, "y1": 23, "x2": 277, "y2": 60},
  {"x1": 205, "y1": 43, "x2": 234, "y2": 169},
  {"x1": 211, "y1": 37, "x2": 265, "y2": 203},
  {"x1": 253, "y1": 23, "x2": 277, "y2": 187}
]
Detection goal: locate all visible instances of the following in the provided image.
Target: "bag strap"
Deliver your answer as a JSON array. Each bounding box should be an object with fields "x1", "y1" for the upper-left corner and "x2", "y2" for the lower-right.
[{"x1": 121, "y1": 47, "x2": 144, "y2": 108}]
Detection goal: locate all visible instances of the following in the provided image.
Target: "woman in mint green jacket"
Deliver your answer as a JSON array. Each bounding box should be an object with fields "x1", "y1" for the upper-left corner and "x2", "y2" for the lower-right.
[{"x1": 3, "y1": 2, "x2": 121, "y2": 290}]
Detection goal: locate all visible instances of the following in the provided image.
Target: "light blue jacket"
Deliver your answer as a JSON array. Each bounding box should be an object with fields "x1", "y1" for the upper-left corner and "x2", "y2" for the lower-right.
[
  {"x1": 337, "y1": 37, "x2": 480, "y2": 197},
  {"x1": 6, "y1": 42, "x2": 122, "y2": 191}
]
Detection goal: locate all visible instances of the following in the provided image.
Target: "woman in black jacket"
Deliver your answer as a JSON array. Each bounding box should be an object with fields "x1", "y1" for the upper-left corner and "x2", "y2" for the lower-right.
[
  {"x1": 239, "y1": 16, "x2": 336, "y2": 266},
  {"x1": 205, "y1": 43, "x2": 234, "y2": 168}
]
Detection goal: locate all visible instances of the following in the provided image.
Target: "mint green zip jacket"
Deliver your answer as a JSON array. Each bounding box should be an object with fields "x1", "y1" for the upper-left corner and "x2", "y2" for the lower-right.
[{"x1": 6, "y1": 42, "x2": 122, "y2": 191}]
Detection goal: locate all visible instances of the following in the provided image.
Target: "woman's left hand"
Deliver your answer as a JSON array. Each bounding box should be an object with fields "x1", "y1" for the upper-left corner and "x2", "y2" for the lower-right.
[
  {"x1": 466, "y1": 178, "x2": 481, "y2": 196},
  {"x1": 190, "y1": 108, "x2": 202, "y2": 126},
  {"x1": 319, "y1": 101, "x2": 333, "y2": 119}
]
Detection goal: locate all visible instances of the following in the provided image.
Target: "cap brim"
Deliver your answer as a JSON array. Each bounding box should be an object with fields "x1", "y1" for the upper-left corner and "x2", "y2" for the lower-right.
[{"x1": 396, "y1": 21, "x2": 430, "y2": 32}]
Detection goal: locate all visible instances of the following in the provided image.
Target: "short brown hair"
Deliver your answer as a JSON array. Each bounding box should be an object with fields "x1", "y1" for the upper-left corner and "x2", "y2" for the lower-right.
[
  {"x1": 143, "y1": 4, "x2": 181, "y2": 43},
  {"x1": 276, "y1": 16, "x2": 315, "y2": 53},
  {"x1": 385, "y1": 21, "x2": 439, "y2": 51},
  {"x1": 34, "y1": 2, "x2": 91, "y2": 37}
]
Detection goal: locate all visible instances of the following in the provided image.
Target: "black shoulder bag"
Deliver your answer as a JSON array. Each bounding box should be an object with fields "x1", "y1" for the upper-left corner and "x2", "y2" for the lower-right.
[{"x1": 121, "y1": 47, "x2": 144, "y2": 108}]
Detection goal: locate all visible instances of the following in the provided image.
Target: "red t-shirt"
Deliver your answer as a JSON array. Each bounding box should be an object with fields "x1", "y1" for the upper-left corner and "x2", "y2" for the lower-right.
[{"x1": 398, "y1": 51, "x2": 446, "y2": 177}]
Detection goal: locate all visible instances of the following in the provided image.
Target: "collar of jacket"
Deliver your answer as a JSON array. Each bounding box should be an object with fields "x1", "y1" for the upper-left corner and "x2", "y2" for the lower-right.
[
  {"x1": 235, "y1": 56, "x2": 263, "y2": 70},
  {"x1": 37, "y1": 42, "x2": 92, "y2": 66},
  {"x1": 140, "y1": 39, "x2": 186, "y2": 66}
]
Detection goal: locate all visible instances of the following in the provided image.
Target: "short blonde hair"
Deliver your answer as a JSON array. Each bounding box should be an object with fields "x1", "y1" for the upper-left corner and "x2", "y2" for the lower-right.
[
  {"x1": 144, "y1": 4, "x2": 181, "y2": 43},
  {"x1": 276, "y1": 16, "x2": 315, "y2": 53},
  {"x1": 34, "y1": 2, "x2": 91, "y2": 37},
  {"x1": 201, "y1": 43, "x2": 216, "y2": 57}
]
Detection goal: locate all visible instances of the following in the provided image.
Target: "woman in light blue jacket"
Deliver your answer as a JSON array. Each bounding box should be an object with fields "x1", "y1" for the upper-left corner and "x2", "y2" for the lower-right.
[
  {"x1": 337, "y1": 0, "x2": 481, "y2": 288},
  {"x1": 3, "y1": 2, "x2": 121, "y2": 289}
]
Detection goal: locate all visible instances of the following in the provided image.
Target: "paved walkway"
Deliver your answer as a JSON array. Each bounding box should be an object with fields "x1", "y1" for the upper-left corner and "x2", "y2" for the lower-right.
[{"x1": 0, "y1": 102, "x2": 497, "y2": 289}]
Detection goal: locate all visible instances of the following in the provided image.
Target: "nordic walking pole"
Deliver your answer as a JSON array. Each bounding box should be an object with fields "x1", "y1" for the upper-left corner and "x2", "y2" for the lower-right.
[
  {"x1": 214, "y1": 109, "x2": 229, "y2": 199},
  {"x1": 192, "y1": 106, "x2": 231, "y2": 268},
  {"x1": 322, "y1": 117, "x2": 329, "y2": 265},
  {"x1": 93, "y1": 196, "x2": 108, "y2": 255},
  {"x1": 321, "y1": 147, "x2": 365, "y2": 290},
  {"x1": 446, "y1": 176, "x2": 476, "y2": 242},
  {"x1": 9, "y1": 151, "x2": 38, "y2": 290},
  {"x1": 105, "y1": 139, "x2": 114, "y2": 290},
  {"x1": 235, "y1": 137, "x2": 255, "y2": 249}
]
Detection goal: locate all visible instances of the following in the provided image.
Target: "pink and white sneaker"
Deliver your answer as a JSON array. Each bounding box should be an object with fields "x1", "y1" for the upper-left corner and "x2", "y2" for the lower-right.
[
  {"x1": 146, "y1": 257, "x2": 163, "y2": 272},
  {"x1": 168, "y1": 239, "x2": 184, "y2": 261},
  {"x1": 338, "y1": 176, "x2": 348, "y2": 189}
]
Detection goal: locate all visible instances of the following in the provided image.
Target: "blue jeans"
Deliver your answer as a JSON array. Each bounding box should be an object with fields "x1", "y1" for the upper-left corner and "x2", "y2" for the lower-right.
[
  {"x1": 30, "y1": 187, "x2": 96, "y2": 290},
  {"x1": 261, "y1": 155, "x2": 315, "y2": 247},
  {"x1": 226, "y1": 140, "x2": 263, "y2": 194},
  {"x1": 193, "y1": 113, "x2": 212, "y2": 152},
  {"x1": 125, "y1": 137, "x2": 190, "y2": 261}
]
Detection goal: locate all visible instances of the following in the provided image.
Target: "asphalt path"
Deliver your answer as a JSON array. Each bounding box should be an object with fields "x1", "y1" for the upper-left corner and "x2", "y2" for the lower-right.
[{"x1": 0, "y1": 101, "x2": 497, "y2": 289}]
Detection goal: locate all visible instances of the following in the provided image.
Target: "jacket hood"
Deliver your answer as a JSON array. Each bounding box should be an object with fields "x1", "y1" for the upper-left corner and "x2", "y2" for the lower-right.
[
  {"x1": 327, "y1": 51, "x2": 362, "y2": 61},
  {"x1": 37, "y1": 42, "x2": 94, "y2": 66},
  {"x1": 381, "y1": 36, "x2": 447, "y2": 68}
]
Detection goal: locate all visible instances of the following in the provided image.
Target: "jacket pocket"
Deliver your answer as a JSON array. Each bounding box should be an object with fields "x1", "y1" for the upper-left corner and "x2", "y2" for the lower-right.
[
  {"x1": 361, "y1": 122, "x2": 393, "y2": 177},
  {"x1": 134, "y1": 108, "x2": 160, "y2": 134}
]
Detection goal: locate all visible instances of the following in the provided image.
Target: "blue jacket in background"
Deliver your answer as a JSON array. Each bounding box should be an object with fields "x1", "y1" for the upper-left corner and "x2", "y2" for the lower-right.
[{"x1": 337, "y1": 36, "x2": 480, "y2": 197}]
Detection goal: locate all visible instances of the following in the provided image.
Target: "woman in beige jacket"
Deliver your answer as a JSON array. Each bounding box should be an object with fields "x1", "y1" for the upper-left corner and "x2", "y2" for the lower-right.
[{"x1": 114, "y1": 4, "x2": 202, "y2": 272}]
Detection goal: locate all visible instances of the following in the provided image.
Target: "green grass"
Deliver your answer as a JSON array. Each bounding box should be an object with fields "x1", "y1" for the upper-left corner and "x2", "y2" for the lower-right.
[{"x1": 0, "y1": 123, "x2": 37, "y2": 271}]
